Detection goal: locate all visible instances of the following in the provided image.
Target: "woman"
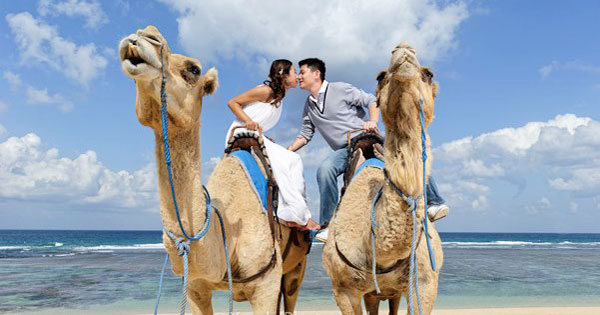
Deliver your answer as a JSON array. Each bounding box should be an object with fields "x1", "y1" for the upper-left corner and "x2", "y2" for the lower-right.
[{"x1": 226, "y1": 59, "x2": 320, "y2": 230}]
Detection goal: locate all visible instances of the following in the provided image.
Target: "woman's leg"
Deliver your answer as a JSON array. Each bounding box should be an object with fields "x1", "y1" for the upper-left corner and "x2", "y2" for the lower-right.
[{"x1": 264, "y1": 138, "x2": 312, "y2": 226}]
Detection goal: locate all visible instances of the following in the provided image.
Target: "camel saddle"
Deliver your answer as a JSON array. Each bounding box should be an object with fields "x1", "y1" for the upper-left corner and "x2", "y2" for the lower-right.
[
  {"x1": 225, "y1": 132, "x2": 279, "y2": 240},
  {"x1": 341, "y1": 131, "x2": 385, "y2": 197}
]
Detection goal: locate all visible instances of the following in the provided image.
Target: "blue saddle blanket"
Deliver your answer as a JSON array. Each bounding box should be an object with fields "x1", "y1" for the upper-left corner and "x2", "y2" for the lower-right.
[
  {"x1": 230, "y1": 150, "x2": 268, "y2": 210},
  {"x1": 354, "y1": 158, "x2": 385, "y2": 178}
]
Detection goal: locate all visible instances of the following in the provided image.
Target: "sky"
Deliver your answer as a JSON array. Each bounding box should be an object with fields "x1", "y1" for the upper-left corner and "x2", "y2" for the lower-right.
[{"x1": 0, "y1": 0, "x2": 599, "y2": 232}]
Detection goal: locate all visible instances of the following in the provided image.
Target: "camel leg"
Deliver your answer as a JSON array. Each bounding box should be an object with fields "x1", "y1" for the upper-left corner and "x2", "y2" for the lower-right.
[
  {"x1": 281, "y1": 258, "x2": 307, "y2": 313},
  {"x1": 331, "y1": 286, "x2": 362, "y2": 315},
  {"x1": 187, "y1": 287, "x2": 213, "y2": 315},
  {"x1": 405, "y1": 287, "x2": 437, "y2": 315},
  {"x1": 248, "y1": 269, "x2": 281, "y2": 315},
  {"x1": 388, "y1": 296, "x2": 401, "y2": 315},
  {"x1": 363, "y1": 293, "x2": 380, "y2": 315}
]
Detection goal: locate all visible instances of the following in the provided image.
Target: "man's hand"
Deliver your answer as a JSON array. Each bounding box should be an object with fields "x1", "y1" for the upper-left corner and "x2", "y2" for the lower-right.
[{"x1": 363, "y1": 120, "x2": 378, "y2": 131}]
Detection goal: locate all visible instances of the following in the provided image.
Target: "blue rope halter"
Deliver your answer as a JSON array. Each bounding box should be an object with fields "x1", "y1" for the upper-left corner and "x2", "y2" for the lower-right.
[
  {"x1": 153, "y1": 45, "x2": 233, "y2": 315},
  {"x1": 369, "y1": 98, "x2": 437, "y2": 315}
]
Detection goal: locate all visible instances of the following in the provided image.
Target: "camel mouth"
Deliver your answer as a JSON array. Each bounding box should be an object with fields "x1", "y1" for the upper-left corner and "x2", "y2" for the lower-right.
[
  {"x1": 119, "y1": 35, "x2": 162, "y2": 76},
  {"x1": 127, "y1": 55, "x2": 145, "y2": 66},
  {"x1": 389, "y1": 46, "x2": 421, "y2": 82}
]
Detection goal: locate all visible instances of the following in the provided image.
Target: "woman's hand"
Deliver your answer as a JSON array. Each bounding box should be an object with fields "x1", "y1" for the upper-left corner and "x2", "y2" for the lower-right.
[{"x1": 245, "y1": 120, "x2": 262, "y2": 131}]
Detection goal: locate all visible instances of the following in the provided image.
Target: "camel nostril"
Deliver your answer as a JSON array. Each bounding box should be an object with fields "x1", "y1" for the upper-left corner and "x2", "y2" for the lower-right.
[{"x1": 131, "y1": 39, "x2": 137, "y2": 46}]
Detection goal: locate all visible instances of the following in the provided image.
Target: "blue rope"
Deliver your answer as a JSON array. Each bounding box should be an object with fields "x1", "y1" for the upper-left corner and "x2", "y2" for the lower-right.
[
  {"x1": 408, "y1": 207, "x2": 423, "y2": 315},
  {"x1": 154, "y1": 254, "x2": 170, "y2": 315},
  {"x1": 372, "y1": 98, "x2": 433, "y2": 315},
  {"x1": 370, "y1": 187, "x2": 383, "y2": 294},
  {"x1": 214, "y1": 206, "x2": 234, "y2": 313},
  {"x1": 418, "y1": 99, "x2": 437, "y2": 272},
  {"x1": 153, "y1": 45, "x2": 233, "y2": 315}
]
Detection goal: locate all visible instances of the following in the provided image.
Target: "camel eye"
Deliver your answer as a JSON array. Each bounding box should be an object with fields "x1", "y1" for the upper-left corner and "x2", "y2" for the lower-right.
[
  {"x1": 421, "y1": 68, "x2": 434, "y2": 82},
  {"x1": 189, "y1": 65, "x2": 201, "y2": 75}
]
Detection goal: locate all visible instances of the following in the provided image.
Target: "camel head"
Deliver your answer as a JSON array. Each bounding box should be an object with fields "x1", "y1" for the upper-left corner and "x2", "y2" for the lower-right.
[
  {"x1": 375, "y1": 41, "x2": 438, "y2": 133},
  {"x1": 119, "y1": 25, "x2": 218, "y2": 130}
]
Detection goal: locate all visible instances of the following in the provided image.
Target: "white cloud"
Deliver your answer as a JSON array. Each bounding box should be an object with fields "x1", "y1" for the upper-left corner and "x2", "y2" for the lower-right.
[
  {"x1": 0, "y1": 133, "x2": 157, "y2": 210},
  {"x1": 569, "y1": 201, "x2": 578, "y2": 213},
  {"x1": 115, "y1": 0, "x2": 130, "y2": 16},
  {"x1": 202, "y1": 156, "x2": 222, "y2": 181},
  {"x1": 539, "y1": 61, "x2": 558, "y2": 78},
  {"x1": 539, "y1": 60, "x2": 600, "y2": 79},
  {"x1": 298, "y1": 144, "x2": 333, "y2": 168},
  {"x1": 462, "y1": 159, "x2": 504, "y2": 177},
  {"x1": 26, "y1": 86, "x2": 73, "y2": 112},
  {"x1": 471, "y1": 195, "x2": 488, "y2": 210},
  {"x1": 3, "y1": 71, "x2": 22, "y2": 91},
  {"x1": 38, "y1": 0, "x2": 108, "y2": 29},
  {"x1": 158, "y1": 0, "x2": 469, "y2": 81},
  {"x1": 434, "y1": 114, "x2": 600, "y2": 213},
  {"x1": 0, "y1": 101, "x2": 8, "y2": 114},
  {"x1": 525, "y1": 197, "x2": 552, "y2": 214},
  {"x1": 6, "y1": 12, "x2": 108, "y2": 85}
]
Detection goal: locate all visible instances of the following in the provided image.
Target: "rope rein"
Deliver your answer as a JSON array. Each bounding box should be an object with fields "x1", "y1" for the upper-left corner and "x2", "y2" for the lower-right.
[
  {"x1": 369, "y1": 98, "x2": 436, "y2": 315},
  {"x1": 153, "y1": 45, "x2": 233, "y2": 315}
]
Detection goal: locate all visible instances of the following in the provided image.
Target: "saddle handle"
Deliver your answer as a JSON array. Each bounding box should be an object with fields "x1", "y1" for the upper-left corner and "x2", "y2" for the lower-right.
[
  {"x1": 227, "y1": 125, "x2": 263, "y2": 143},
  {"x1": 347, "y1": 128, "x2": 381, "y2": 148}
]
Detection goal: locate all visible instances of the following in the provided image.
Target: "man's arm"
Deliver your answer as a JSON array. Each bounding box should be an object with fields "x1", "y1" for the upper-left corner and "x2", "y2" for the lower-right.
[
  {"x1": 363, "y1": 102, "x2": 379, "y2": 131},
  {"x1": 343, "y1": 83, "x2": 380, "y2": 131},
  {"x1": 287, "y1": 137, "x2": 307, "y2": 152},
  {"x1": 288, "y1": 105, "x2": 314, "y2": 151}
]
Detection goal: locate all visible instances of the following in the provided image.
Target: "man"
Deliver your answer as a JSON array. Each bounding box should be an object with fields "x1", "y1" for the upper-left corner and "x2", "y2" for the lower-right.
[{"x1": 288, "y1": 58, "x2": 449, "y2": 242}]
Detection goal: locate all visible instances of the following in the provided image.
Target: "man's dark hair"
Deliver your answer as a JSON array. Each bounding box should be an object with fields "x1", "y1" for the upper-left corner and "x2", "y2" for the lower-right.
[{"x1": 299, "y1": 58, "x2": 326, "y2": 81}]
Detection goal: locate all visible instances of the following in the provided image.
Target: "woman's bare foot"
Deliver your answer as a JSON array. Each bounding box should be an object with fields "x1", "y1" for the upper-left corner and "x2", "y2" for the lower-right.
[
  {"x1": 303, "y1": 219, "x2": 321, "y2": 230},
  {"x1": 285, "y1": 219, "x2": 321, "y2": 231}
]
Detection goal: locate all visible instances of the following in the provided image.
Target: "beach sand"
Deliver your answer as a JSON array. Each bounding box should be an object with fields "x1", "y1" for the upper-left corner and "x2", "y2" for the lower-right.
[{"x1": 144, "y1": 307, "x2": 600, "y2": 315}]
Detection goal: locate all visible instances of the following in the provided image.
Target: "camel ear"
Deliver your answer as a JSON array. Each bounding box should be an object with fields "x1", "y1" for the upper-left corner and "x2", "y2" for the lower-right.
[
  {"x1": 432, "y1": 82, "x2": 439, "y2": 98},
  {"x1": 202, "y1": 68, "x2": 219, "y2": 95},
  {"x1": 376, "y1": 70, "x2": 388, "y2": 85}
]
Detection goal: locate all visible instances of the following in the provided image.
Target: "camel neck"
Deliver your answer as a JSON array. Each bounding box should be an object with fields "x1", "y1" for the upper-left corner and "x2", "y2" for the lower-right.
[
  {"x1": 375, "y1": 84, "x2": 429, "y2": 259},
  {"x1": 154, "y1": 124, "x2": 206, "y2": 237}
]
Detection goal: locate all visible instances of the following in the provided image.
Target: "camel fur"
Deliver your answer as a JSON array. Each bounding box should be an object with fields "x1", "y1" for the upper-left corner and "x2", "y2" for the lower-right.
[
  {"x1": 322, "y1": 41, "x2": 444, "y2": 315},
  {"x1": 119, "y1": 26, "x2": 309, "y2": 314}
]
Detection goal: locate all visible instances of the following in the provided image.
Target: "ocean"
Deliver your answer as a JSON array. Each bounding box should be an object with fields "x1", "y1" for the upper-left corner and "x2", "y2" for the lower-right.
[{"x1": 1, "y1": 230, "x2": 600, "y2": 314}]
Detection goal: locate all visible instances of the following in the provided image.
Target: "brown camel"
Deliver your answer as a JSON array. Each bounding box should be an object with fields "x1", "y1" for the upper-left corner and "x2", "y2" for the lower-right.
[
  {"x1": 322, "y1": 41, "x2": 444, "y2": 315},
  {"x1": 119, "y1": 26, "x2": 309, "y2": 314}
]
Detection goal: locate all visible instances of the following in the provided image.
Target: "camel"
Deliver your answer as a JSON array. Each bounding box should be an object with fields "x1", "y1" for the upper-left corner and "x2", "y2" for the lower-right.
[
  {"x1": 322, "y1": 41, "x2": 444, "y2": 315},
  {"x1": 119, "y1": 26, "x2": 309, "y2": 314}
]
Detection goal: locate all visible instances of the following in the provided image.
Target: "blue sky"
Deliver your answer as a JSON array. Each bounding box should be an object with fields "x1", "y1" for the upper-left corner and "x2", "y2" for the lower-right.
[{"x1": 0, "y1": 1, "x2": 599, "y2": 232}]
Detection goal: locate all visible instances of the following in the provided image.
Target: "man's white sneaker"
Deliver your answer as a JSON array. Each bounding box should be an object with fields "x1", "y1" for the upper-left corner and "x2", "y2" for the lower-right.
[
  {"x1": 427, "y1": 204, "x2": 449, "y2": 222},
  {"x1": 315, "y1": 228, "x2": 329, "y2": 242}
]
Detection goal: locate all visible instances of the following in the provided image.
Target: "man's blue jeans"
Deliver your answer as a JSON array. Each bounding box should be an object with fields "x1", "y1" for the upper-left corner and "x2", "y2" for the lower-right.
[{"x1": 317, "y1": 148, "x2": 446, "y2": 226}]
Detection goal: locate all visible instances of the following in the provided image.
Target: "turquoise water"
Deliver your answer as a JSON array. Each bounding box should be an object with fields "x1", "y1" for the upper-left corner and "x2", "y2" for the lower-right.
[{"x1": 1, "y1": 230, "x2": 600, "y2": 314}]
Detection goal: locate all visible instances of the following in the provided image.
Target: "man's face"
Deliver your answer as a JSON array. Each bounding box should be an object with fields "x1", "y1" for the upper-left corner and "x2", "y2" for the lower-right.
[{"x1": 298, "y1": 65, "x2": 320, "y2": 90}]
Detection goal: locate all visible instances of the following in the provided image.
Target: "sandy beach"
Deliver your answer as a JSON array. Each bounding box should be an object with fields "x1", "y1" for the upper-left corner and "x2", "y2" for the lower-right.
[{"x1": 146, "y1": 307, "x2": 600, "y2": 315}]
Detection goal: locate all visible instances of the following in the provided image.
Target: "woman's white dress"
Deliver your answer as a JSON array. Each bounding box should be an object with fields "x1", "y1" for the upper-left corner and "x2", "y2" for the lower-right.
[{"x1": 225, "y1": 100, "x2": 311, "y2": 225}]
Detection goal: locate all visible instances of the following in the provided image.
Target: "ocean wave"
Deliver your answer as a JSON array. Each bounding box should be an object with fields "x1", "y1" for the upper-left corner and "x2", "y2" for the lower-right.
[
  {"x1": 73, "y1": 243, "x2": 165, "y2": 251},
  {"x1": 55, "y1": 242, "x2": 64, "y2": 247},
  {"x1": 443, "y1": 241, "x2": 552, "y2": 246},
  {"x1": 442, "y1": 240, "x2": 600, "y2": 248},
  {"x1": 0, "y1": 246, "x2": 31, "y2": 250}
]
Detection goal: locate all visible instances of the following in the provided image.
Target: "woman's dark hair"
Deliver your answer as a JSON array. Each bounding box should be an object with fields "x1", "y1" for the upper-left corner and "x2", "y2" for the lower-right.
[
  {"x1": 264, "y1": 59, "x2": 293, "y2": 105},
  {"x1": 299, "y1": 58, "x2": 326, "y2": 81}
]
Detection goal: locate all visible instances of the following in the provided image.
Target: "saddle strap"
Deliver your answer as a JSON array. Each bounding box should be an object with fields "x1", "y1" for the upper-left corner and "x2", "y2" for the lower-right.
[
  {"x1": 230, "y1": 249, "x2": 277, "y2": 283},
  {"x1": 251, "y1": 146, "x2": 278, "y2": 242},
  {"x1": 333, "y1": 227, "x2": 424, "y2": 275}
]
